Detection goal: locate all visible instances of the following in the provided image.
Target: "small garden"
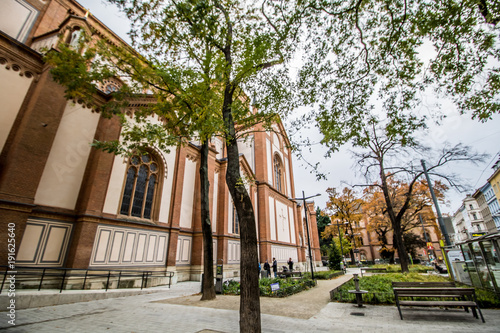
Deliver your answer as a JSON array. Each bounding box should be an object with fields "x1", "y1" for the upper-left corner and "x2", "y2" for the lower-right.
[
  {"x1": 369, "y1": 264, "x2": 433, "y2": 273},
  {"x1": 222, "y1": 269, "x2": 343, "y2": 297},
  {"x1": 331, "y1": 272, "x2": 500, "y2": 308},
  {"x1": 223, "y1": 277, "x2": 317, "y2": 297}
]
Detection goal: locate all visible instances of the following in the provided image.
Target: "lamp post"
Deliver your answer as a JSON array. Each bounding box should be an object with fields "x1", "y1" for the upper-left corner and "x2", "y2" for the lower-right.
[
  {"x1": 292, "y1": 191, "x2": 321, "y2": 280},
  {"x1": 421, "y1": 159, "x2": 451, "y2": 246}
]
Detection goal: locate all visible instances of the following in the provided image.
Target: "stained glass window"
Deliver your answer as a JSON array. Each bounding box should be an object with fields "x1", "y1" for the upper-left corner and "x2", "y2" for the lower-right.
[{"x1": 119, "y1": 152, "x2": 160, "y2": 220}]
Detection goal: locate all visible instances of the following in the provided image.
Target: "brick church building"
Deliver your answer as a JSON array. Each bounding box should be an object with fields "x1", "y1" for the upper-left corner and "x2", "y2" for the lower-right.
[{"x1": 0, "y1": 0, "x2": 321, "y2": 283}]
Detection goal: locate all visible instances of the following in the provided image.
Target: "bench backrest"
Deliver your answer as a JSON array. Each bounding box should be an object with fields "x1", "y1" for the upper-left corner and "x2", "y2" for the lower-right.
[
  {"x1": 393, "y1": 287, "x2": 475, "y2": 297},
  {"x1": 392, "y1": 281, "x2": 455, "y2": 288}
]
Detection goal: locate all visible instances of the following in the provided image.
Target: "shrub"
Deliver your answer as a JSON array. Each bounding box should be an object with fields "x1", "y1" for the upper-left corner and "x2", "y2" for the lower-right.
[
  {"x1": 223, "y1": 277, "x2": 316, "y2": 297},
  {"x1": 328, "y1": 242, "x2": 342, "y2": 270},
  {"x1": 303, "y1": 270, "x2": 343, "y2": 280}
]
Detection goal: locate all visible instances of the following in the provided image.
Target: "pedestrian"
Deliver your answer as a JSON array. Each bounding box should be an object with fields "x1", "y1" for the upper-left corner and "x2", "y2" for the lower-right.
[
  {"x1": 287, "y1": 257, "x2": 294, "y2": 272},
  {"x1": 264, "y1": 260, "x2": 271, "y2": 278},
  {"x1": 258, "y1": 262, "x2": 261, "y2": 278},
  {"x1": 272, "y1": 257, "x2": 278, "y2": 278}
]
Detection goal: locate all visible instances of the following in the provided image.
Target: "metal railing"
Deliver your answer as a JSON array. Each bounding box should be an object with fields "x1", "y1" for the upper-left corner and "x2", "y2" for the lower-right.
[{"x1": 1, "y1": 266, "x2": 174, "y2": 293}]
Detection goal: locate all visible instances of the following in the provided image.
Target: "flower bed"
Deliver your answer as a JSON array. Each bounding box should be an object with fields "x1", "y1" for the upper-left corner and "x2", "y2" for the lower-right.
[{"x1": 223, "y1": 277, "x2": 316, "y2": 297}]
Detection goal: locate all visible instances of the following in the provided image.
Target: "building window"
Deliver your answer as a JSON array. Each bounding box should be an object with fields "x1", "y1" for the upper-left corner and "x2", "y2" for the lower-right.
[
  {"x1": 469, "y1": 204, "x2": 474, "y2": 210},
  {"x1": 232, "y1": 203, "x2": 239, "y2": 234},
  {"x1": 104, "y1": 83, "x2": 119, "y2": 94},
  {"x1": 472, "y1": 213, "x2": 478, "y2": 220},
  {"x1": 273, "y1": 155, "x2": 283, "y2": 192},
  {"x1": 66, "y1": 26, "x2": 85, "y2": 50},
  {"x1": 120, "y1": 152, "x2": 160, "y2": 220}
]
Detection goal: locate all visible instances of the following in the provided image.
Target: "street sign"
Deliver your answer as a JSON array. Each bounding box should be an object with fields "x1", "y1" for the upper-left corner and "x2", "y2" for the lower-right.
[{"x1": 427, "y1": 242, "x2": 433, "y2": 250}]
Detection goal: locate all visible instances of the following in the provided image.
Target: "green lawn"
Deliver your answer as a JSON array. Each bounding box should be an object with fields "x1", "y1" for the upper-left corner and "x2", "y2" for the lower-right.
[{"x1": 331, "y1": 272, "x2": 500, "y2": 308}]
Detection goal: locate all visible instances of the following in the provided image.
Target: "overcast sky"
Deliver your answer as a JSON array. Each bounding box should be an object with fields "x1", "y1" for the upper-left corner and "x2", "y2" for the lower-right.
[{"x1": 78, "y1": 0, "x2": 500, "y2": 216}]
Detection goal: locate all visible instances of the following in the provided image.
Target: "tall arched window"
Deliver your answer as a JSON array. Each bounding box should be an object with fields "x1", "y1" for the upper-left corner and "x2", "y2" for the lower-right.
[
  {"x1": 273, "y1": 155, "x2": 283, "y2": 193},
  {"x1": 120, "y1": 152, "x2": 160, "y2": 220},
  {"x1": 232, "y1": 203, "x2": 239, "y2": 235}
]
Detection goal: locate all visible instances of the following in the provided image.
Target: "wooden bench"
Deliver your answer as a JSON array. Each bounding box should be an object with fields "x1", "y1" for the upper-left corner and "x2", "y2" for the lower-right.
[
  {"x1": 359, "y1": 267, "x2": 387, "y2": 277},
  {"x1": 392, "y1": 283, "x2": 485, "y2": 323}
]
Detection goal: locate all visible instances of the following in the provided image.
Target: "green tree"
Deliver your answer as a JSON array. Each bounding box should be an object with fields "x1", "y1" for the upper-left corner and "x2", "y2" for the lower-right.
[
  {"x1": 47, "y1": 35, "x2": 223, "y2": 300},
  {"x1": 316, "y1": 207, "x2": 332, "y2": 249},
  {"x1": 47, "y1": 1, "x2": 304, "y2": 331},
  {"x1": 328, "y1": 241, "x2": 342, "y2": 271},
  {"x1": 298, "y1": 0, "x2": 500, "y2": 155}
]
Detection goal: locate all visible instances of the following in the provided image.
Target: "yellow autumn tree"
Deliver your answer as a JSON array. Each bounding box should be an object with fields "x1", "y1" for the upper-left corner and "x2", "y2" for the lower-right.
[{"x1": 322, "y1": 187, "x2": 364, "y2": 264}]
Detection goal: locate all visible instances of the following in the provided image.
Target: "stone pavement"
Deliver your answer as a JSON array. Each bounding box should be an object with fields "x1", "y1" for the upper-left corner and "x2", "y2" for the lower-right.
[{"x1": 1, "y1": 271, "x2": 499, "y2": 333}]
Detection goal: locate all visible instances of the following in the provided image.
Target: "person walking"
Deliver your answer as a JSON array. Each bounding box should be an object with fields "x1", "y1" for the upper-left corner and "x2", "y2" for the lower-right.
[
  {"x1": 263, "y1": 260, "x2": 271, "y2": 278},
  {"x1": 272, "y1": 257, "x2": 278, "y2": 278}
]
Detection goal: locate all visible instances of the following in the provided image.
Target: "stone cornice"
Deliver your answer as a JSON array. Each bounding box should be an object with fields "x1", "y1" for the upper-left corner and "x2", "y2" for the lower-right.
[{"x1": 0, "y1": 32, "x2": 43, "y2": 80}]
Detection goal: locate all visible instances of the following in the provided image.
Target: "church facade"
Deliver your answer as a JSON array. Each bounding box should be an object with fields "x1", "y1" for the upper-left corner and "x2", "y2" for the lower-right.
[{"x1": 0, "y1": 0, "x2": 321, "y2": 282}]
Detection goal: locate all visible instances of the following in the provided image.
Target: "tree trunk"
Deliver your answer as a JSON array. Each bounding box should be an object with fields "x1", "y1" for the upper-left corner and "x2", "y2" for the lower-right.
[
  {"x1": 200, "y1": 140, "x2": 216, "y2": 300},
  {"x1": 392, "y1": 217, "x2": 409, "y2": 272},
  {"x1": 222, "y1": 87, "x2": 261, "y2": 332},
  {"x1": 378, "y1": 159, "x2": 410, "y2": 273}
]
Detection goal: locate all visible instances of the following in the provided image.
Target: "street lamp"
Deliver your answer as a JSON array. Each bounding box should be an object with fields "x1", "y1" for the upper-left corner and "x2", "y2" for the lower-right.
[{"x1": 292, "y1": 191, "x2": 321, "y2": 280}]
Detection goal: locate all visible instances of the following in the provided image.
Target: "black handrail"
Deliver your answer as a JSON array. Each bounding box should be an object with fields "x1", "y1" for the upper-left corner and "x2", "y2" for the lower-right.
[{"x1": 0, "y1": 266, "x2": 174, "y2": 294}]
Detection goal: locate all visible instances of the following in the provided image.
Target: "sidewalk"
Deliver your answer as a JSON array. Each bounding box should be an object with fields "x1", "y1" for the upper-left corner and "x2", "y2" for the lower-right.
[{"x1": 1, "y1": 270, "x2": 499, "y2": 332}]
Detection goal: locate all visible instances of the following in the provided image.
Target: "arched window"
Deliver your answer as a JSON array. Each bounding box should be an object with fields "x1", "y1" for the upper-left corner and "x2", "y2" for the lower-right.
[
  {"x1": 232, "y1": 203, "x2": 239, "y2": 235},
  {"x1": 67, "y1": 27, "x2": 83, "y2": 49},
  {"x1": 104, "y1": 83, "x2": 119, "y2": 94},
  {"x1": 120, "y1": 152, "x2": 161, "y2": 220},
  {"x1": 273, "y1": 155, "x2": 283, "y2": 193}
]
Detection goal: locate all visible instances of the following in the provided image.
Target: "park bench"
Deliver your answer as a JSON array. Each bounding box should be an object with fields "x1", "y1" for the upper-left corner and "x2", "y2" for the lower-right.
[
  {"x1": 392, "y1": 282, "x2": 484, "y2": 323},
  {"x1": 359, "y1": 267, "x2": 387, "y2": 277}
]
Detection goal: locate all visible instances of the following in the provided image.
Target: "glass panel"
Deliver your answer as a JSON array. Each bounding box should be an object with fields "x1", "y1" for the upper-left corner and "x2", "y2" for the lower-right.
[
  {"x1": 471, "y1": 242, "x2": 493, "y2": 290},
  {"x1": 120, "y1": 167, "x2": 136, "y2": 215},
  {"x1": 480, "y1": 240, "x2": 500, "y2": 292},
  {"x1": 461, "y1": 244, "x2": 480, "y2": 288},
  {"x1": 143, "y1": 174, "x2": 156, "y2": 219},
  {"x1": 150, "y1": 162, "x2": 157, "y2": 172},
  {"x1": 142, "y1": 154, "x2": 150, "y2": 163},
  {"x1": 131, "y1": 156, "x2": 140, "y2": 165},
  {"x1": 131, "y1": 165, "x2": 148, "y2": 217}
]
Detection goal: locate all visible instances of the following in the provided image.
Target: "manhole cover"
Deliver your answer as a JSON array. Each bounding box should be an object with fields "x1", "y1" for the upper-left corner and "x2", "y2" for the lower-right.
[{"x1": 350, "y1": 312, "x2": 365, "y2": 316}]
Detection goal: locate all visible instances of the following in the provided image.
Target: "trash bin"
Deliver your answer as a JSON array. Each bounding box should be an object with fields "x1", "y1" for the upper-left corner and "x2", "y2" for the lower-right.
[
  {"x1": 215, "y1": 277, "x2": 223, "y2": 294},
  {"x1": 215, "y1": 264, "x2": 223, "y2": 294}
]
